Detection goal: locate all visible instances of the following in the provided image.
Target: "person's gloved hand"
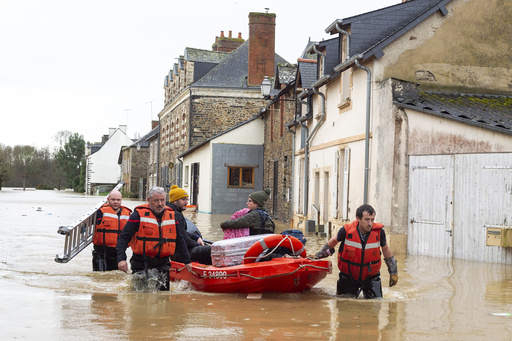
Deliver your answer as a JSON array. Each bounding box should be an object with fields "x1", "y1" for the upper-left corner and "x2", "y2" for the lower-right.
[
  {"x1": 315, "y1": 243, "x2": 335, "y2": 259},
  {"x1": 389, "y1": 274, "x2": 399, "y2": 287},
  {"x1": 384, "y1": 256, "x2": 398, "y2": 287}
]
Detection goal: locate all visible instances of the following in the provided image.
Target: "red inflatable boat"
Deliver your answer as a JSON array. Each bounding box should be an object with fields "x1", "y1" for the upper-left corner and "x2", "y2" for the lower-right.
[
  {"x1": 169, "y1": 234, "x2": 332, "y2": 293},
  {"x1": 169, "y1": 257, "x2": 332, "y2": 293}
]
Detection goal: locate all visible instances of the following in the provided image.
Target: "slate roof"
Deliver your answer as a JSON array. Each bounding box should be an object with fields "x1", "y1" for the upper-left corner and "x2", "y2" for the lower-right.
[
  {"x1": 297, "y1": 59, "x2": 317, "y2": 90},
  {"x1": 192, "y1": 40, "x2": 288, "y2": 88},
  {"x1": 89, "y1": 144, "x2": 103, "y2": 155},
  {"x1": 326, "y1": 0, "x2": 452, "y2": 61},
  {"x1": 299, "y1": 39, "x2": 318, "y2": 60},
  {"x1": 317, "y1": 37, "x2": 341, "y2": 74},
  {"x1": 393, "y1": 81, "x2": 512, "y2": 135},
  {"x1": 184, "y1": 48, "x2": 229, "y2": 63},
  {"x1": 130, "y1": 125, "x2": 159, "y2": 148}
]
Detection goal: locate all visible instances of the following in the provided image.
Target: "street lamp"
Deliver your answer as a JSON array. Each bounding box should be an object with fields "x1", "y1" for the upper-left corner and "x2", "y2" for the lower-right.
[{"x1": 260, "y1": 76, "x2": 272, "y2": 98}]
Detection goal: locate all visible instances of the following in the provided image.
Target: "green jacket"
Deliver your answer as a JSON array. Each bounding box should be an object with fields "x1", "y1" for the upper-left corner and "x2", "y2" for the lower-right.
[{"x1": 221, "y1": 207, "x2": 275, "y2": 235}]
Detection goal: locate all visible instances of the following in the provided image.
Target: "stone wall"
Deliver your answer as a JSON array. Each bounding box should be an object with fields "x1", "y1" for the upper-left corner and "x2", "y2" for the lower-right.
[
  {"x1": 263, "y1": 97, "x2": 295, "y2": 223},
  {"x1": 130, "y1": 148, "x2": 149, "y2": 195},
  {"x1": 159, "y1": 94, "x2": 265, "y2": 187}
]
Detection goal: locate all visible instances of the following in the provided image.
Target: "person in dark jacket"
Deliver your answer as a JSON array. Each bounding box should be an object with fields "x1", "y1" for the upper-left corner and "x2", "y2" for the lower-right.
[
  {"x1": 220, "y1": 188, "x2": 275, "y2": 235},
  {"x1": 167, "y1": 185, "x2": 212, "y2": 265},
  {"x1": 117, "y1": 187, "x2": 191, "y2": 290}
]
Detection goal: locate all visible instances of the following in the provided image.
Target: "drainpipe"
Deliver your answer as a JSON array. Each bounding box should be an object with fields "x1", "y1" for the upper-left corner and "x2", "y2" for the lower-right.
[
  {"x1": 178, "y1": 157, "x2": 183, "y2": 188},
  {"x1": 313, "y1": 45, "x2": 326, "y2": 78},
  {"x1": 304, "y1": 88, "x2": 325, "y2": 216},
  {"x1": 335, "y1": 23, "x2": 350, "y2": 61},
  {"x1": 285, "y1": 122, "x2": 296, "y2": 225},
  {"x1": 355, "y1": 58, "x2": 371, "y2": 204},
  {"x1": 298, "y1": 91, "x2": 310, "y2": 216}
]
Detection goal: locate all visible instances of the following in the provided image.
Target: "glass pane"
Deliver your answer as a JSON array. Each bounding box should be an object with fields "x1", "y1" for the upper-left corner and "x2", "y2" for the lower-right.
[
  {"x1": 241, "y1": 168, "x2": 253, "y2": 188},
  {"x1": 228, "y1": 168, "x2": 240, "y2": 187}
]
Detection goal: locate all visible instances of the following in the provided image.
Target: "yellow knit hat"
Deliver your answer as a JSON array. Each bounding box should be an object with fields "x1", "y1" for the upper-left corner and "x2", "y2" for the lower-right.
[{"x1": 168, "y1": 185, "x2": 188, "y2": 203}]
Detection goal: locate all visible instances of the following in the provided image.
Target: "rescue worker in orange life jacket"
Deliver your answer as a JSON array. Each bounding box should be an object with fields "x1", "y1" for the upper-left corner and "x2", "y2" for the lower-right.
[
  {"x1": 116, "y1": 187, "x2": 192, "y2": 290},
  {"x1": 92, "y1": 189, "x2": 132, "y2": 271},
  {"x1": 315, "y1": 204, "x2": 398, "y2": 299}
]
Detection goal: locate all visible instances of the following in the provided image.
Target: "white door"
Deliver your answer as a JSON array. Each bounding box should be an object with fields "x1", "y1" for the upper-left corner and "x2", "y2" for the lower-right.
[{"x1": 408, "y1": 155, "x2": 454, "y2": 258}]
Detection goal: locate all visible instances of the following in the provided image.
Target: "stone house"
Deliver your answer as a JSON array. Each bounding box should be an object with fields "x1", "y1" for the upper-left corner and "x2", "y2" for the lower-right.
[
  {"x1": 119, "y1": 121, "x2": 159, "y2": 198},
  {"x1": 259, "y1": 48, "x2": 318, "y2": 223},
  {"x1": 146, "y1": 124, "x2": 159, "y2": 194},
  {"x1": 291, "y1": 0, "x2": 512, "y2": 263},
  {"x1": 157, "y1": 12, "x2": 287, "y2": 202}
]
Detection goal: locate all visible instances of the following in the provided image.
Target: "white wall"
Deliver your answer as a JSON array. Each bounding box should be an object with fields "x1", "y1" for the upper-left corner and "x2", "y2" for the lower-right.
[
  {"x1": 88, "y1": 129, "x2": 134, "y2": 184},
  {"x1": 182, "y1": 118, "x2": 264, "y2": 214}
]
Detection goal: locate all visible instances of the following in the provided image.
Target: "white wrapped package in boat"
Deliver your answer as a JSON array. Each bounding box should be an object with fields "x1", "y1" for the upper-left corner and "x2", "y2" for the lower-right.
[{"x1": 211, "y1": 234, "x2": 274, "y2": 267}]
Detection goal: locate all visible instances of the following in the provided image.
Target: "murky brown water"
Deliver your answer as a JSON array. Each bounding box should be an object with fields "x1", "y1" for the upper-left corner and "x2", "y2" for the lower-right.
[{"x1": 1, "y1": 188, "x2": 511, "y2": 340}]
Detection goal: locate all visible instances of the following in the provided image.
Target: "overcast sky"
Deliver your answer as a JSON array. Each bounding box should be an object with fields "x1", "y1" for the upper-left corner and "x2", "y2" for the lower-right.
[{"x1": 0, "y1": 0, "x2": 399, "y2": 149}]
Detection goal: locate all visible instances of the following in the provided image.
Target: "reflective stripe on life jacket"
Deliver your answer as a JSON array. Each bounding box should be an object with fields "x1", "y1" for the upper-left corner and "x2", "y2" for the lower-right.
[
  {"x1": 338, "y1": 220, "x2": 383, "y2": 281},
  {"x1": 93, "y1": 204, "x2": 132, "y2": 247},
  {"x1": 131, "y1": 204, "x2": 177, "y2": 258}
]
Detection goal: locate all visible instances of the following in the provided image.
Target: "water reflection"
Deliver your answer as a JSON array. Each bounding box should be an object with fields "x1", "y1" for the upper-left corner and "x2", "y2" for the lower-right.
[{"x1": 1, "y1": 188, "x2": 512, "y2": 340}]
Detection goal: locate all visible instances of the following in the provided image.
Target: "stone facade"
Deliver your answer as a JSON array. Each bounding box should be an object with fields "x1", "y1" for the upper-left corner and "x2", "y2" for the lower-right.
[
  {"x1": 159, "y1": 91, "x2": 265, "y2": 188},
  {"x1": 147, "y1": 134, "x2": 159, "y2": 193},
  {"x1": 158, "y1": 12, "x2": 278, "y2": 192},
  {"x1": 120, "y1": 147, "x2": 148, "y2": 196},
  {"x1": 130, "y1": 147, "x2": 148, "y2": 196},
  {"x1": 262, "y1": 95, "x2": 295, "y2": 223}
]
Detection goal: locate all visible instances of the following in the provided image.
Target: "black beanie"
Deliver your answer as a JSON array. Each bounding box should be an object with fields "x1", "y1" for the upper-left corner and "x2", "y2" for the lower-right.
[{"x1": 249, "y1": 188, "x2": 271, "y2": 207}]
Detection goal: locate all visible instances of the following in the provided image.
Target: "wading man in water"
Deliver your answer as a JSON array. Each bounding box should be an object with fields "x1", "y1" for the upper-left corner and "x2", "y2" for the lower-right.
[
  {"x1": 316, "y1": 204, "x2": 398, "y2": 299},
  {"x1": 116, "y1": 187, "x2": 192, "y2": 290},
  {"x1": 167, "y1": 185, "x2": 212, "y2": 265},
  {"x1": 92, "y1": 189, "x2": 132, "y2": 271}
]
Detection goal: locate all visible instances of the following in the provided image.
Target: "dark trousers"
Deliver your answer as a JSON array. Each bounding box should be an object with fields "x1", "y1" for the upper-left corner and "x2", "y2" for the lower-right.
[
  {"x1": 130, "y1": 254, "x2": 171, "y2": 291},
  {"x1": 92, "y1": 246, "x2": 118, "y2": 271},
  {"x1": 337, "y1": 272, "x2": 383, "y2": 299},
  {"x1": 171, "y1": 245, "x2": 212, "y2": 265}
]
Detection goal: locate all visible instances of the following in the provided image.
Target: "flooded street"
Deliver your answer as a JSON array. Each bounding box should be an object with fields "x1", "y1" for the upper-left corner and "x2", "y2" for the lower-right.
[{"x1": 1, "y1": 188, "x2": 511, "y2": 340}]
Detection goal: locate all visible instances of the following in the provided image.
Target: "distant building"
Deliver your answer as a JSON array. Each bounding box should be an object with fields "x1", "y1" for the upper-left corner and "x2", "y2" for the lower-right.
[
  {"x1": 119, "y1": 121, "x2": 158, "y2": 198},
  {"x1": 85, "y1": 125, "x2": 134, "y2": 195}
]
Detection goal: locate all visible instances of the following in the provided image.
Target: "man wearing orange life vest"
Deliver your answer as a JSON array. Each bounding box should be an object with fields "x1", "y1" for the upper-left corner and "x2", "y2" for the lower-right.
[
  {"x1": 92, "y1": 189, "x2": 132, "y2": 271},
  {"x1": 116, "y1": 187, "x2": 192, "y2": 290},
  {"x1": 315, "y1": 204, "x2": 398, "y2": 298}
]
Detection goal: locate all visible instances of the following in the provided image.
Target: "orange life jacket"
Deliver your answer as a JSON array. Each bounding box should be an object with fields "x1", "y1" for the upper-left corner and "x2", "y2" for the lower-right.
[
  {"x1": 338, "y1": 220, "x2": 383, "y2": 281},
  {"x1": 93, "y1": 204, "x2": 132, "y2": 247},
  {"x1": 131, "y1": 204, "x2": 177, "y2": 258}
]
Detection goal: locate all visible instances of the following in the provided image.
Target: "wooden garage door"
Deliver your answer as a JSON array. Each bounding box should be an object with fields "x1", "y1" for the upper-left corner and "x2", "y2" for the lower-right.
[{"x1": 408, "y1": 155, "x2": 454, "y2": 258}]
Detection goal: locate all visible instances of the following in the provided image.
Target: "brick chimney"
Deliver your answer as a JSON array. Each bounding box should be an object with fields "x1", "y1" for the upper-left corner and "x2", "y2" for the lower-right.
[
  {"x1": 248, "y1": 12, "x2": 276, "y2": 87},
  {"x1": 212, "y1": 31, "x2": 245, "y2": 52},
  {"x1": 151, "y1": 120, "x2": 158, "y2": 129}
]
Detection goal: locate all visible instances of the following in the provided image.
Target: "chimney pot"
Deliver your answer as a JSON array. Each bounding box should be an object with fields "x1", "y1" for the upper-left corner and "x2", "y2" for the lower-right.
[
  {"x1": 220, "y1": 31, "x2": 224, "y2": 37},
  {"x1": 238, "y1": 32, "x2": 242, "y2": 39},
  {"x1": 229, "y1": 30, "x2": 232, "y2": 38}
]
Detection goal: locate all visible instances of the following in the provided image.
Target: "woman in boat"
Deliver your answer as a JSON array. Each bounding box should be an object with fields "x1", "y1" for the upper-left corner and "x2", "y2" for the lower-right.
[{"x1": 220, "y1": 188, "x2": 275, "y2": 235}]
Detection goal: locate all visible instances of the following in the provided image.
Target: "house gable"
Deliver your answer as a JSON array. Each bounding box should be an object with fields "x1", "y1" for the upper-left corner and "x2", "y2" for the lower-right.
[{"x1": 381, "y1": 0, "x2": 512, "y2": 94}]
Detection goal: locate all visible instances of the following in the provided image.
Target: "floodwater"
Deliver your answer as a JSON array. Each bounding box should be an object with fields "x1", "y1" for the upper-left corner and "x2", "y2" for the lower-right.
[{"x1": 1, "y1": 189, "x2": 511, "y2": 340}]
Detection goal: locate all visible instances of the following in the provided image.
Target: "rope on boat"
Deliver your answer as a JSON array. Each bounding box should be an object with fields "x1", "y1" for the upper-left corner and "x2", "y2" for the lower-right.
[
  {"x1": 242, "y1": 235, "x2": 300, "y2": 262},
  {"x1": 173, "y1": 261, "x2": 332, "y2": 280}
]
